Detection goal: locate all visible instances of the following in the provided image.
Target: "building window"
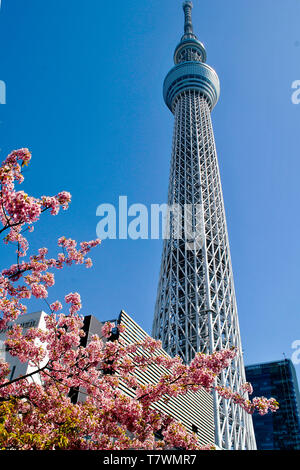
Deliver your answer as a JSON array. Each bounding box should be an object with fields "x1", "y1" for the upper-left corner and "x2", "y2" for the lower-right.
[
  {"x1": 9, "y1": 366, "x2": 16, "y2": 381},
  {"x1": 192, "y1": 424, "x2": 199, "y2": 434}
]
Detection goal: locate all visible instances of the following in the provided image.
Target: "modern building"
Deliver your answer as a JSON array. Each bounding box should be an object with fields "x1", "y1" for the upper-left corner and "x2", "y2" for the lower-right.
[
  {"x1": 152, "y1": 2, "x2": 256, "y2": 449},
  {"x1": 74, "y1": 310, "x2": 215, "y2": 448},
  {"x1": 0, "y1": 310, "x2": 48, "y2": 384},
  {"x1": 246, "y1": 359, "x2": 300, "y2": 450}
]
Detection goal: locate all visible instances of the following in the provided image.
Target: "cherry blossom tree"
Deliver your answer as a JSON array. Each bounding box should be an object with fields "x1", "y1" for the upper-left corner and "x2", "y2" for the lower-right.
[{"x1": 0, "y1": 149, "x2": 278, "y2": 450}]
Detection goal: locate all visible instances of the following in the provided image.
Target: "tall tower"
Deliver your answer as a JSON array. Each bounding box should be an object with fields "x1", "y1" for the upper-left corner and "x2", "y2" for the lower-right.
[{"x1": 152, "y1": 2, "x2": 256, "y2": 450}]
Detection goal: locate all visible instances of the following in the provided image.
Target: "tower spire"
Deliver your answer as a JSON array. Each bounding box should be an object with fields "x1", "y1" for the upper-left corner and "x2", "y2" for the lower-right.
[
  {"x1": 182, "y1": 1, "x2": 196, "y2": 38},
  {"x1": 174, "y1": 1, "x2": 206, "y2": 64}
]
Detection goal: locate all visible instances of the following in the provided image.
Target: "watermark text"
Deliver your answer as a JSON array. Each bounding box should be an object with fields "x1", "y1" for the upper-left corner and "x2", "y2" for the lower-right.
[{"x1": 96, "y1": 196, "x2": 204, "y2": 251}]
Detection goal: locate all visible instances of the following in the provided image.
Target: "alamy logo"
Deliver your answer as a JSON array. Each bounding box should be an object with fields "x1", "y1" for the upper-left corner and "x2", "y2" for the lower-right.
[
  {"x1": 291, "y1": 80, "x2": 300, "y2": 104},
  {"x1": 291, "y1": 340, "x2": 300, "y2": 365},
  {"x1": 0, "y1": 80, "x2": 6, "y2": 104},
  {"x1": 96, "y1": 196, "x2": 205, "y2": 251},
  {"x1": 0, "y1": 2, "x2": 5, "y2": 104}
]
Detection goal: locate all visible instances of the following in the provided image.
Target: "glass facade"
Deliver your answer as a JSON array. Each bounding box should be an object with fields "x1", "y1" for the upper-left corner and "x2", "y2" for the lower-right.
[{"x1": 245, "y1": 359, "x2": 300, "y2": 450}]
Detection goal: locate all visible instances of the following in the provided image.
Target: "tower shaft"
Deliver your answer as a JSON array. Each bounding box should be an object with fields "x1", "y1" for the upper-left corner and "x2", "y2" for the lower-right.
[{"x1": 152, "y1": 3, "x2": 256, "y2": 449}]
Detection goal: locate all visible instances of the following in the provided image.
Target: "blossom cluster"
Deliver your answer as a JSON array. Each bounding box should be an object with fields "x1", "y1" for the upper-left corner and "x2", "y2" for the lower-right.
[
  {"x1": 0, "y1": 236, "x2": 100, "y2": 330},
  {"x1": 0, "y1": 149, "x2": 71, "y2": 257}
]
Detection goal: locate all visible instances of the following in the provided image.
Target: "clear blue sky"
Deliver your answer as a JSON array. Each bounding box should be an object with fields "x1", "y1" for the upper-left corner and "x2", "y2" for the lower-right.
[{"x1": 0, "y1": 0, "x2": 300, "y2": 382}]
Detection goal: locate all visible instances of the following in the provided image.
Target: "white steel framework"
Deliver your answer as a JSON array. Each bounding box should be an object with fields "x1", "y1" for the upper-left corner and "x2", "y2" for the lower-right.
[{"x1": 152, "y1": 2, "x2": 256, "y2": 450}]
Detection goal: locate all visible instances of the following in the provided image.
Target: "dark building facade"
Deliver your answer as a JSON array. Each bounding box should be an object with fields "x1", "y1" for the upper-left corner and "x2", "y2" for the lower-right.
[{"x1": 245, "y1": 359, "x2": 300, "y2": 450}]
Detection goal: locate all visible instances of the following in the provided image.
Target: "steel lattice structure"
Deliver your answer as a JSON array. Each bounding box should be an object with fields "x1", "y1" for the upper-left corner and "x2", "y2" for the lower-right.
[{"x1": 152, "y1": 2, "x2": 256, "y2": 450}]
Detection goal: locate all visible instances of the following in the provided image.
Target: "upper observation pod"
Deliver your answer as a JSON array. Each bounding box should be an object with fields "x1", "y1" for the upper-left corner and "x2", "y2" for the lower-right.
[{"x1": 163, "y1": 2, "x2": 220, "y2": 112}]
